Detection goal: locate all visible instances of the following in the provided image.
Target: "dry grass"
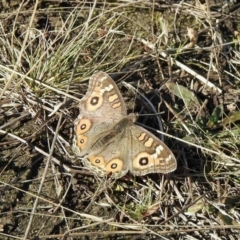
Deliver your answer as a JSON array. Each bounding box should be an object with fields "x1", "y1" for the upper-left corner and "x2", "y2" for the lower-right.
[{"x1": 1, "y1": 0, "x2": 240, "y2": 239}]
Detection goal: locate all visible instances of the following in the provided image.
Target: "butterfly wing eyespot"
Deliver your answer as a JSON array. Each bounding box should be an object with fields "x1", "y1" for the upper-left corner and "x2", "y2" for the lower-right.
[
  {"x1": 86, "y1": 92, "x2": 103, "y2": 111},
  {"x1": 76, "y1": 135, "x2": 88, "y2": 150},
  {"x1": 87, "y1": 156, "x2": 124, "y2": 174},
  {"x1": 88, "y1": 156, "x2": 105, "y2": 167},
  {"x1": 76, "y1": 119, "x2": 91, "y2": 134},
  {"x1": 105, "y1": 158, "x2": 123, "y2": 173},
  {"x1": 132, "y1": 151, "x2": 175, "y2": 174},
  {"x1": 133, "y1": 152, "x2": 154, "y2": 170}
]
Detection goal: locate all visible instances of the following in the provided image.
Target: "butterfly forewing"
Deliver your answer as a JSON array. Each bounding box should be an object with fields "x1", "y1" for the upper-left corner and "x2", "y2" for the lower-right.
[{"x1": 80, "y1": 72, "x2": 127, "y2": 117}]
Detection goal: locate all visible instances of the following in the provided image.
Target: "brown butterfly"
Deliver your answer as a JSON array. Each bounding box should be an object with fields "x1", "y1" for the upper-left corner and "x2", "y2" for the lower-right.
[{"x1": 72, "y1": 72, "x2": 177, "y2": 178}]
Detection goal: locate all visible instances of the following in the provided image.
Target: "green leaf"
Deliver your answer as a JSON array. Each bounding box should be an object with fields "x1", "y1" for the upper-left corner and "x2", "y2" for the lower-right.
[
  {"x1": 206, "y1": 105, "x2": 223, "y2": 129},
  {"x1": 166, "y1": 82, "x2": 200, "y2": 107}
]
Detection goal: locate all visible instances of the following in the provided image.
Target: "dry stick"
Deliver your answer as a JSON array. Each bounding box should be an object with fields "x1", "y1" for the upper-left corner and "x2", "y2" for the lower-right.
[
  {"x1": 0, "y1": 180, "x2": 125, "y2": 239},
  {"x1": 0, "y1": 64, "x2": 81, "y2": 102},
  {"x1": 1, "y1": 176, "x2": 168, "y2": 238},
  {"x1": 2, "y1": 169, "x2": 240, "y2": 237},
  {"x1": 0, "y1": 129, "x2": 94, "y2": 175},
  {"x1": 83, "y1": 0, "x2": 97, "y2": 31},
  {"x1": 20, "y1": 50, "x2": 82, "y2": 234},
  {"x1": 24, "y1": 51, "x2": 83, "y2": 238},
  {"x1": 0, "y1": 232, "x2": 23, "y2": 239},
  {"x1": 155, "y1": 127, "x2": 240, "y2": 165},
  {"x1": 23, "y1": 115, "x2": 64, "y2": 239},
  {"x1": 139, "y1": 39, "x2": 222, "y2": 94},
  {"x1": 51, "y1": 52, "x2": 82, "y2": 231},
  {"x1": 0, "y1": 1, "x2": 37, "y2": 102},
  {"x1": 162, "y1": 101, "x2": 240, "y2": 164},
  {"x1": 0, "y1": 179, "x2": 106, "y2": 221},
  {"x1": 37, "y1": 225, "x2": 240, "y2": 239},
  {"x1": 38, "y1": 230, "x2": 147, "y2": 239},
  {"x1": 0, "y1": 133, "x2": 240, "y2": 238},
  {"x1": 161, "y1": 194, "x2": 205, "y2": 225},
  {"x1": 2, "y1": 225, "x2": 240, "y2": 239},
  {"x1": 1, "y1": 3, "x2": 41, "y2": 237},
  {"x1": 163, "y1": 99, "x2": 191, "y2": 134},
  {"x1": 0, "y1": 113, "x2": 30, "y2": 130},
  {"x1": 0, "y1": 4, "x2": 86, "y2": 106}
]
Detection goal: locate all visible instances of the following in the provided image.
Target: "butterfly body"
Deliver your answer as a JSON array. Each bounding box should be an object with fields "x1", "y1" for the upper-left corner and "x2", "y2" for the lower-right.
[{"x1": 72, "y1": 72, "x2": 177, "y2": 178}]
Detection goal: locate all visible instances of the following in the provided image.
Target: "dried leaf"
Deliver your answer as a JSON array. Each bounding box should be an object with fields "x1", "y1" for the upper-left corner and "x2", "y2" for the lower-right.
[
  {"x1": 143, "y1": 204, "x2": 159, "y2": 218},
  {"x1": 187, "y1": 27, "x2": 198, "y2": 44}
]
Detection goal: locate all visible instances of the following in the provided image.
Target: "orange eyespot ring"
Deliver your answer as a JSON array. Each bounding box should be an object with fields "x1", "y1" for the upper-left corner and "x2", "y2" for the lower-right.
[
  {"x1": 132, "y1": 152, "x2": 153, "y2": 170},
  {"x1": 86, "y1": 92, "x2": 103, "y2": 111},
  {"x1": 77, "y1": 135, "x2": 88, "y2": 149},
  {"x1": 88, "y1": 156, "x2": 105, "y2": 167},
  {"x1": 76, "y1": 119, "x2": 91, "y2": 134},
  {"x1": 105, "y1": 159, "x2": 123, "y2": 173}
]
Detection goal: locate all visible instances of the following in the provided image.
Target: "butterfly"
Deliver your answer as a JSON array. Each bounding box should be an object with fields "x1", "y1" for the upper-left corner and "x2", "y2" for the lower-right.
[{"x1": 72, "y1": 72, "x2": 177, "y2": 178}]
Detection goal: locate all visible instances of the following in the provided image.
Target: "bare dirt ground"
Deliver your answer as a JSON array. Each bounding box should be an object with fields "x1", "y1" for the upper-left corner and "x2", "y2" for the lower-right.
[{"x1": 1, "y1": 1, "x2": 240, "y2": 239}]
